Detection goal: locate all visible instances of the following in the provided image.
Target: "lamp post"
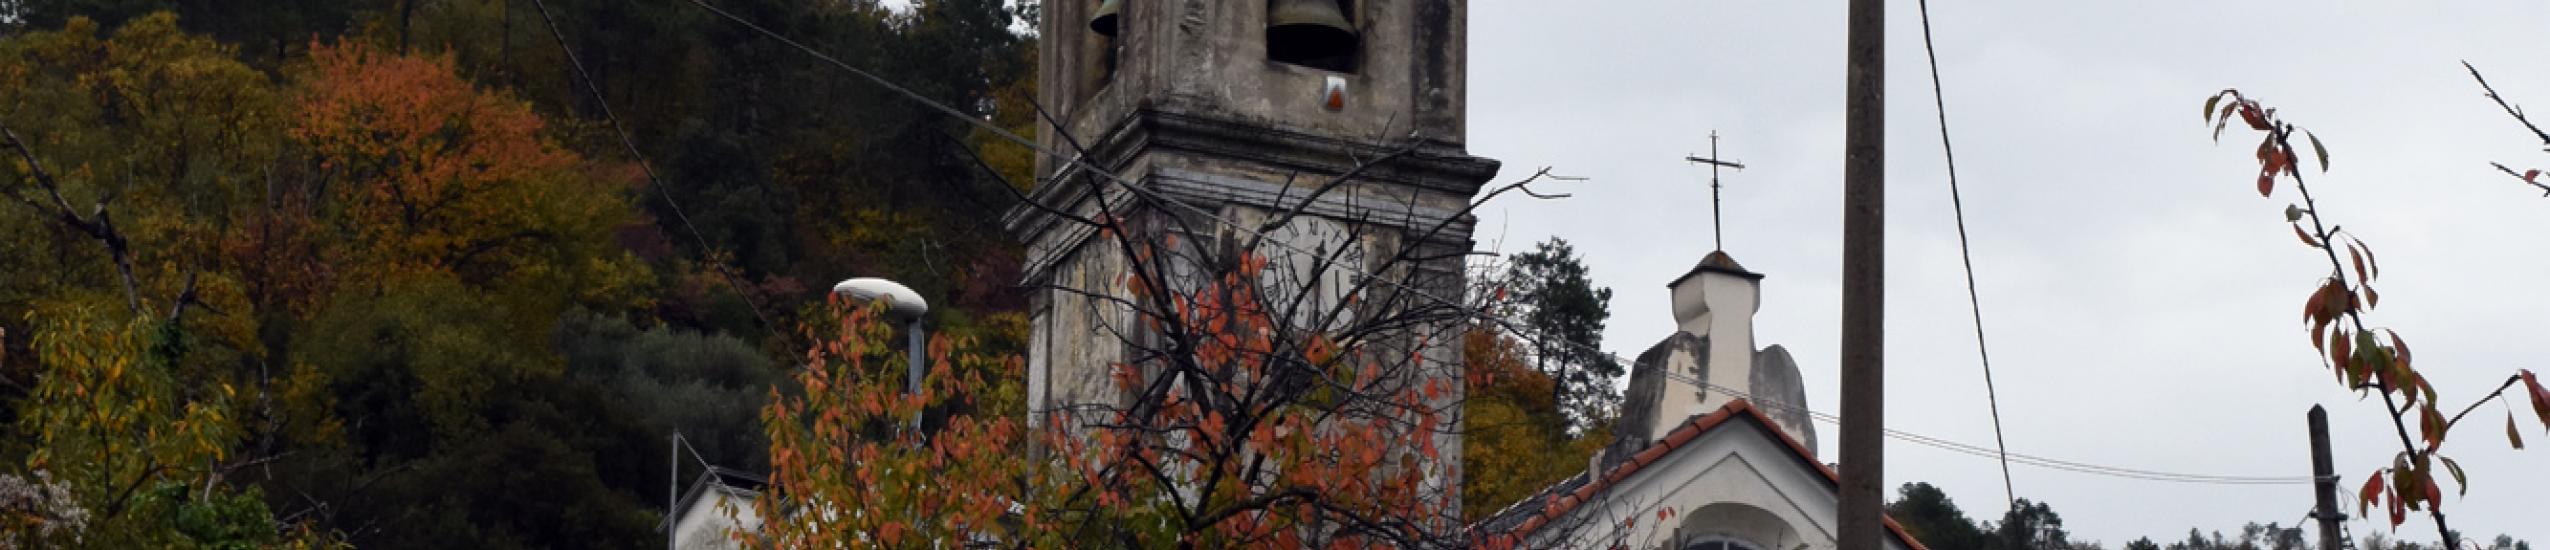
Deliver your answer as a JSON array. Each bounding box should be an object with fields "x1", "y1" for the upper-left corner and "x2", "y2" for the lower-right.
[{"x1": 833, "y1": 277, "x2": 929, "y2": 431}]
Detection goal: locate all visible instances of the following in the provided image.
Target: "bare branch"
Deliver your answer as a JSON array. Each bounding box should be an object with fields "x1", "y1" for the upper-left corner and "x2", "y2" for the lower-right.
[
  {"x1": 2489, "y1": 162, "x2": 2550, "y2": 197},
  {"x1": 2466, "y1": 61, "x2": 2550, "y2": 148}
]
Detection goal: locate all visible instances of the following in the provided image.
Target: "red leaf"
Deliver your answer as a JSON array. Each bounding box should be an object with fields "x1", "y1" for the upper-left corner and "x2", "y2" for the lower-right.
[
  {"x1": 2388, "y1": 490, "x2": 2407, "y2": 529},
  {"x1": 2419, "y1": 404, "x2": 2447, "y2": 448},
  {"x1": 2529, "y1": 169, "x2": 2543, "y2": 184},
  {"x1": 2422, "y1": 474, "x2": 2443, "y2": 511},
  {"x1": 2358, "y1": 472, "x2": 2383, "y2": 516},
  {"x1": 2349, "y1": 244, "x2": 2370, "y2": 283},
  {"x1": 2523, "y1": 370, "x2": 2550, "y2": 429},
  {"x1": 2511, "y1": 412, "x2": 2527, "y2": 450},
  {"x1": 2293, "y1": 223, "x2": 2321, "y2": 248},
  {"x1": 2241, "y1": 104, "x2": 2271, "y2": 130}
]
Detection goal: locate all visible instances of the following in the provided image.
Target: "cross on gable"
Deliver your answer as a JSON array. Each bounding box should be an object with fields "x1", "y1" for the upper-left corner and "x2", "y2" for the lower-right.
[{"x1": 1686, "y1": 131, "x2": 1747, "y2": 252}]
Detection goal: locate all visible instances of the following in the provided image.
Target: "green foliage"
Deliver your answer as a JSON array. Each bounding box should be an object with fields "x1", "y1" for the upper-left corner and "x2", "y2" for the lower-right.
[
  {"x1": 1501, "y1": 237, "x2": 1621, "y2": 431},
  {"x1": 1991, "y1": 498, "x2": 2074, "y2": 550},
  {"x1": 1888, "y1": 482, "x2": 1988, "y2": 550},
  {"x1": 555, "y1": 310, "x2": 775, "y2": 468}
]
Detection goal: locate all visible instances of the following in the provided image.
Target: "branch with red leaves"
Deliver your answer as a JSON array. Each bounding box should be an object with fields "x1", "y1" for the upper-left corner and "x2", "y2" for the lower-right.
[{"x1": 2204, "y1": 89, "x2": 2550, "y2": 550}]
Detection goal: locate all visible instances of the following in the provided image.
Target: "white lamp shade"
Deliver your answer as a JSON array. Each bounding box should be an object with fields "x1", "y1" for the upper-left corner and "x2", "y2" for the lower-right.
[{"x1": 832, "y1": 277, "x2": 929, "y2": 320}]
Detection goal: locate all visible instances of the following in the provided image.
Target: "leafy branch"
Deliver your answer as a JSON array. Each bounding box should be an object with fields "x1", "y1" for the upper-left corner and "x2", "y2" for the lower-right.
[{"x1": 2204, "y1": 90, "x2": 2550, "y2": 550}]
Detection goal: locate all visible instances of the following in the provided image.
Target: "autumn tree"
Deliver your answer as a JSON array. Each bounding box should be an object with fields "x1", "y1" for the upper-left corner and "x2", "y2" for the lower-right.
[
  {"x1": 2201, "y1": 91, "x2": 2550, "y2": 550},
  {"x1": 248, "y1": 37, "x2": 670, "y2": 549},
  {"x1": 0, "y1": 14, "x2": 342, "y2": 547},
  {"x1": 1458, "y1": 328, "x2": 1609, "y2": 524},
  {"x1": 745, "y1": 299, "x2": 1036, "y2": 549}
]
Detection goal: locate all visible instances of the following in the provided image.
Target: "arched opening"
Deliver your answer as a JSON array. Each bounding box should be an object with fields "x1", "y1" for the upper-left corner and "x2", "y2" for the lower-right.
[
  {"x1": 1674, "y1": 502, "x2": 1802, "y2": 550},
  {"x1": 1681, "y1": 537, "x2": 1766, "y2": 550}
]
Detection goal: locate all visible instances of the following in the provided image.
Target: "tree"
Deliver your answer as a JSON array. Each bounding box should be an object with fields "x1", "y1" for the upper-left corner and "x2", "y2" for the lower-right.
[
  {"x1": 1500, "y1": 237, "x2": 1620, "y2": 431},
  {"x1": 2202, "y1": 91, "x2": 2550, "y2": 549},
  {"x1": 745, "y1": 300, "x2": 1035, "y2": 549},
  {"x1": 1459, "y1": 328, "x2": 1609, "y2": 523},
  {"x1": 1887, "y1": 482, "x2": 1988, "y2": 550},
  {"x1": 0, "y1": 14, "x2": 338, "y2": 548},
  {"x1": 1987, "y1": 498, "x2": 2071, "y2": 550},
  {"x1": 555, "y1": 310, "x2": 778, "y2": 468}
]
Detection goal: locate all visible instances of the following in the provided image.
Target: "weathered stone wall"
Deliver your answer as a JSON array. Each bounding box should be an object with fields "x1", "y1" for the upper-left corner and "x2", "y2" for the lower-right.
[
  {"x1": 1749, "y1": 344, "x2": 1816, "y2": 457},
  {"x1": 1013, "y1": 0, "x2": 1495, "y2": 524}
]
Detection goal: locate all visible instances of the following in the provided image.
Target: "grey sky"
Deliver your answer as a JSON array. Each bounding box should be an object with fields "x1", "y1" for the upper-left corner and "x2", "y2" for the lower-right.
[{"x1": 1467, "y1": 1, "x2": 2550, "y2": 546}]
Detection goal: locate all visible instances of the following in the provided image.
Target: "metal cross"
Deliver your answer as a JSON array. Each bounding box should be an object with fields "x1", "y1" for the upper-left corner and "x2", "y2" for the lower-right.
[{"x1": 1686, "y1": 131, "x2": 1747, "y2": 251}]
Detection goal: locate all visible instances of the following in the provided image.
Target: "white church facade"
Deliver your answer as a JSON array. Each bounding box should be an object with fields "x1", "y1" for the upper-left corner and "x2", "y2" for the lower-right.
[{"x1": 1473, "y1": 252, "x2": 1927, "y2": 550}]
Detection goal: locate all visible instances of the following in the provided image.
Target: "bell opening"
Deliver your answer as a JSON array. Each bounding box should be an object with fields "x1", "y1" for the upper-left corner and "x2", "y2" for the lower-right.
[
  {"x1": 1267, "y1": 0, "x2": 1357, "y2": 72},
  {"x1": 1089, "y1": 0, "x2": 1122, "y2": 37}
]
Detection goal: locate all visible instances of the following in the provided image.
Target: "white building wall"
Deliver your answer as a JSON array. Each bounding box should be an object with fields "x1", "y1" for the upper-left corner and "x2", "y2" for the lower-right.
[
  {"x1": 671, "y1": 489, "x2": 762, "y2": 550},
  {"x1": 1534, "y1": 420, "x2": 1912, "y2": 550}
]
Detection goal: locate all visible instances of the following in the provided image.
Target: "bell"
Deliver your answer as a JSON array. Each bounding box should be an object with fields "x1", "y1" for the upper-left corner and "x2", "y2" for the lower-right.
[
  {"x1": 1267, "y1": 0, "x2": 1357, "y2": 64},
  {"x1": 1089, "y1": 0, "x2": 1122, "y2": 37}
]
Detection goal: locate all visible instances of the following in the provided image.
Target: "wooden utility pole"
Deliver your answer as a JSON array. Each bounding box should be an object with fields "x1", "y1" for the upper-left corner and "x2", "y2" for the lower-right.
[
  {"x1": 2309, "y1": 406, "x2": 2344, "y2": 550},
  {"x1": 1836, "y1": 0, "x2": 1886, "y2": 547}
]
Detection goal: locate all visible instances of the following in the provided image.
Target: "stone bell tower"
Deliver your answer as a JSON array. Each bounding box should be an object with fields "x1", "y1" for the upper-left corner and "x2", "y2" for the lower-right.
[{"x1": 1003, "y1": 0, "x2": 1499, "y2": 516}]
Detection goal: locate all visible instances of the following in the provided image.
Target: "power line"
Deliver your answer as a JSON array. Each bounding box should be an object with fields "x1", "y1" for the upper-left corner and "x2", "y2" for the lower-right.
[
  {"x1": 670, "y1": 0, "x2": 2308, "y2": 492},
  {"x1": 526, "y1": 0, "x2": 790, "y2": 345},
  {"x1": 1668, "y1": 372, "x2": 2309, "y2": 486},
  {"x1": 1917, "y1": 0, "x2": 2019, "y2": 506}
]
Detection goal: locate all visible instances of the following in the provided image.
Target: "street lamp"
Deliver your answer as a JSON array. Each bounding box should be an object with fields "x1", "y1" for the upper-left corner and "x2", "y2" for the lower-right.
[{"x1": 833, "y1": 277, "x2": 929, "y2": 431}]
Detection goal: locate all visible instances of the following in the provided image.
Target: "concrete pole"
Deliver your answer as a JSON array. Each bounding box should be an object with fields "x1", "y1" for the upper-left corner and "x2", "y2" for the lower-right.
[
  {"x1": 668, "y1": 432, "x2": 679, "y2": 550},
  {"x1": 2309, "y1": 406, "x2": 2343, "y2": 550},
  {"x1": 1836, "y1": 0, "x2": 1886, "y2": 547},
  {"x1": 908, "y1": 319, "x2": 926, "y2": 433}
]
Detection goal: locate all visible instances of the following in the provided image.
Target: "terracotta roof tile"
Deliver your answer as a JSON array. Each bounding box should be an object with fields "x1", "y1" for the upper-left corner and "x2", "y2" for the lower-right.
[{"x1": 1477, "y1": 399, "x2": 1931, "y2": 550}]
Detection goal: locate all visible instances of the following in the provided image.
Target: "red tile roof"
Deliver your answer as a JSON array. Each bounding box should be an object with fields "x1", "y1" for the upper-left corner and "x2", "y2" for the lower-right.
[{"x1": 1485, "y1": 399, "x2": 1930, "y2": 550}]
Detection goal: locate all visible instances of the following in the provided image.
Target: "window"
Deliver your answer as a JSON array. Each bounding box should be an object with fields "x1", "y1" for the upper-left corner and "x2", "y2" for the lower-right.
[{"x1": 1682, "y1": 538, "x2": 1764, "y2": 550}]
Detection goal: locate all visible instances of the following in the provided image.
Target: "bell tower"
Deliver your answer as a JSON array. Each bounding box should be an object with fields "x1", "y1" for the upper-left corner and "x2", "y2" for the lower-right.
[{"x1": 1005, "y1": 0, "x2": 1499, "y2": 518}]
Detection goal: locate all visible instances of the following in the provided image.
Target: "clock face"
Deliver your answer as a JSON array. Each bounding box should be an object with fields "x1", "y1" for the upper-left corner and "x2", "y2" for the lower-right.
[{"x1": 1254, "y1": 216, "x2": 1364, "y2": 332}]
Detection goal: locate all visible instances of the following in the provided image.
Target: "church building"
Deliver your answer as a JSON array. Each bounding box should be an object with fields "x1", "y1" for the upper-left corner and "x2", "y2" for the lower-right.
[{"x1": 1474, "y1": 251, "x2": 1928, "y2": 550}]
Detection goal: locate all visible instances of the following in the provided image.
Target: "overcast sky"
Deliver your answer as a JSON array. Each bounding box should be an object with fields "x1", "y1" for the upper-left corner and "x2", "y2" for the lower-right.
[{"x1": 1466, "y1": 1, "x2": 2550, "y2": 546}]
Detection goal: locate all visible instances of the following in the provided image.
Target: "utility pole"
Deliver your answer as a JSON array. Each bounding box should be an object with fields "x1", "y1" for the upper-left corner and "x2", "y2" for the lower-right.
[
  {"x1": 1836, "y1": 0, "x2": 1886, "y2": 547},
  {"x1": 668, "y1": 432, "x2": 680, "y2": 550},
  {"x1": 2308, "y1": 406, "x2": 2344, "y2": 550},
  {"x1": 1686, "y1": 132, "x2": 1746, "y2": 252}
]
